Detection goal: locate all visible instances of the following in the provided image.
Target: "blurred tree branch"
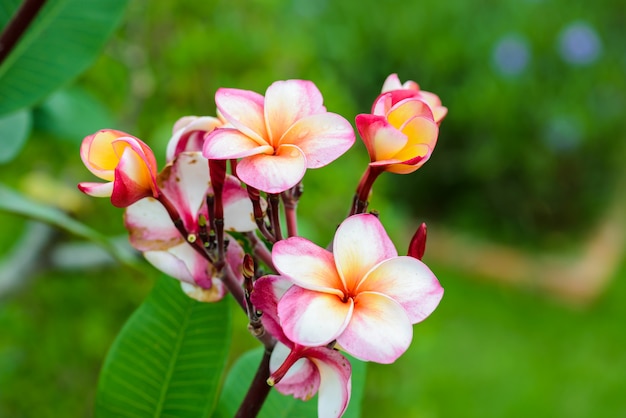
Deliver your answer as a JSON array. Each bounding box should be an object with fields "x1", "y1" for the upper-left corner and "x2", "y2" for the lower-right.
[{"x1": 0, "y1": 0, "x2": 47, "y2": 65}]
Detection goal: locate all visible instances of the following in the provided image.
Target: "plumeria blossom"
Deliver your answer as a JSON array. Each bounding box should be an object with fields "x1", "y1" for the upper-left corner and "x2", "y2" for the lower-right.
[
  {"x1": 125, "y1": 151, "x2": 257, "y2": 301},
  {"x1": 78, "y1": 129, "x2": 158, "y2": 207},
  {"x1": 356, "y1": 86, "x2": 441, "y2": 175},
  {"x1": 251, "y1": 275, "x2": 352, "y2": 418},
  {"x1": 203, "y1": 79, "x2": 355, "y2": 193},
  {"x1": 273, "y1": 214, "x2": 443, "y2": 363},
  {"x1": 381, "y1": 73, "x2": 447, "y2": 124}
]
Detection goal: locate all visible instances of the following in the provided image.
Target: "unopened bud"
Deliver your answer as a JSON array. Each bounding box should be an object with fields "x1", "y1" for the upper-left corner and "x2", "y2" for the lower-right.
[{"x1": 408, "y1": 222, "x2": 427, "y2": 260}]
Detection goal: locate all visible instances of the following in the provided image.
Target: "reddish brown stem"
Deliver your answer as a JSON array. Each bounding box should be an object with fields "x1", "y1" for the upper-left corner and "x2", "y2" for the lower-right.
[
  {"x1": 0, "y1": 0, "x2": 47, "y2": 65},
  {"x1": 234, "y1": 349, "x2": 273, "y2": 418}
]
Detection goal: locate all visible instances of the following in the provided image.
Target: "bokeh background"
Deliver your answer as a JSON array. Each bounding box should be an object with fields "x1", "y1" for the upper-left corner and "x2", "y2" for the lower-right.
[{"x1": 1, "y1": 0, "x2": 625, "y2": 417}]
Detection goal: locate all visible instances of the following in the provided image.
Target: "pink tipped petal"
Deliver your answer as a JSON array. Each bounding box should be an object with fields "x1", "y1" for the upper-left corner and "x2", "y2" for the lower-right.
[
  {"x1": 356, "y1": 114, "x2": 407, "y2": 162},
  {"x1": 158, "y1": 152, "x2": 211, "y2": 232},
  {"x1": 214, "y1": 88, "x2": 268, "y2": 142},
  {"x1": 337, "y1": 292, "x2": 412, "y2": 363},
  {"x1": 203, "y1": 128, "x2": 273, "y2": 159},
  {"x1": 280, "y1": 112, "x2": 355, "y2": 168},
  {"x1": 236, "y1": 144, "x2": 306, "y2": 193},
  {"x1": 273, "y1": 237, "x2": 345, "y2": 295},
  {"x1": 387, "y1": 99, "x2": 433, "y2": 130},
  {"x1": 333, "y1": 214, "x2": 397, "y2": 291},
  {"x1": 264, "y1": 80, "x2": 325, "y2": 144},
  {"x1": 401, "y1": 116, "x2": 439, "y2": 149},
  {"x1": 381, "y1": 73, "x2": 402, "y2": 92},
  {"x1": 222, "y1": 176, "x2": 259, "y2": 232},
  {"x1": 308, "y1": 348, "x2": 352, "y2": 418},
  {"x1": 77, "y1": 181, "x2": 113, "y2": 198},
  {"x1": 125, "y1": 197, "x2": 182, "y2": 251},
  {"x1": 357, "y1": 256, "x2": 444, "y2": 323},
  {"x1": 278, "y1": 286, "x2": 353, "y2": 347},
  {"x1": 167, "y1": 116, "x2": 223, "y2": 161},
  {"x1": 271, "y1": 343, "x2": 320, "y2": 400},
  {"x1": 180, "y1": 281, "x2": 227, "y2": 303},
  {"x1": 145, "y1": 243, "x2": 213, "y2": 288},
  {"x1": 251, "y1": 275, "x2": 292, "y2": 344}
]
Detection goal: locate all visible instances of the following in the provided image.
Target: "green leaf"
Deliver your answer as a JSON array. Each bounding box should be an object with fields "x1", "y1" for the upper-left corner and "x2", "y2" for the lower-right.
[
  {"x1": 216, "y1": 347, "x2": 367, "y2": 417},
  {"x1": 0, "y1": 0, "x2": 128, "y2": 116},
  {"x1": 33, "y1": 86, "x2": 114, "y2": 142},
  {"x1": 0, "y1": 108, "x2": 31, "y2": 163},
  {"x1": 96, "y1": 276, "x2": 232, "y2": 418},
  {"x1": 0, "y1": 183, "x2": 139, "y2": 269}
]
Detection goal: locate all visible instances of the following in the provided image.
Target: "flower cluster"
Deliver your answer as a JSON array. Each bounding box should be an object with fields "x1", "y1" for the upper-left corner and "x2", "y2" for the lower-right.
[{"x1": 78, "y1": 76, "x2": 445, "y2": 417}]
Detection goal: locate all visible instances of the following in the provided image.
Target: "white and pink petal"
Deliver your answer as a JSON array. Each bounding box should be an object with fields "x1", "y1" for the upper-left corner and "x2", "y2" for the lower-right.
[
  {"x1": 278, "y1": 286, "x2": 353, "y2": 347},
  {"x1": 235, "y1": 144, "x2": 307, "y2": 193},
  {"x1": 333, "y1": 214, "x2": 398, "y2": 292},
  {"x1": 337, "y1": 291, "x2": 412, "y2": 364},
  {"x1": 356, "y1": 256, "x2": 444, "y2": 324},
  {"x1": 272, "y1": 237, "x2": 344, "y2": 295}
]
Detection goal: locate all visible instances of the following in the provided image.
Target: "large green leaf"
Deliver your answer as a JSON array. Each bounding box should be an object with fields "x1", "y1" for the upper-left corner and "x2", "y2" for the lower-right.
[
  {"x1": 0, "y1": 0, "x2": 128, "y2": 116},
  {"x1": 0, "y1": 108, "x2": 31, "y2": 163},
  {"x1": 216, "y1": 347, "x2": 367, "y2": 417},
  {"x1": 0, "y1": 183, "x2": 139, "y2": 269},
  {"x1": 96, "y1": 276, "x2": 233, "y2": 418}
]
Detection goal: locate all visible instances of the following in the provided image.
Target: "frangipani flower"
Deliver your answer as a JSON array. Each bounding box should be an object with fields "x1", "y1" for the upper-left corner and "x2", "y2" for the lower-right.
[
  {"x1": 356, "y1": 90, "x2": 440, "y2": 175},
  {"x1": 381, "y1": 73, "x2": 447, "y2": 124},
  {"x1": 251, "y1": 275, "x2": 352, "y2": 418},
  {"x1": 203, "y1": 79, "x2": 355, "y2": 193},
  {"x1": 78, "y1": 129, "x2": 158, "y2": 207},
  {"x1": 125, "y1": 151, "x2": 257, "y2": 301},
  {"x1": 273, "y1": 214, "x2": 443, "y2": 363}
]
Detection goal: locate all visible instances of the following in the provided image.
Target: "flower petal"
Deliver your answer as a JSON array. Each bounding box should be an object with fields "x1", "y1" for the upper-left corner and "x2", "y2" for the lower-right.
[
  {"x1": 356, "y1": 114, "x2": 407, "y2": 162},
  {"x1": 264, "y1": 80, "x2": 325, "y2": 145},
  {"x1": 400, "y1": 114, "x2": 438, "y2": 150},
  {"x1": 158, "y1": 152, "x2": 212, "y2": 232},
  {"x1": 166, "y1": 116, "x2": 223, "y2": 161},
  {"x1": 215, "y1": 88, "x2": 268, "y2": 143},
  {"x1": 357, "y1": 256, "x2": 443, "y2": 323},
  {"x1": 271, "y1": 343, "x2": 320, "y2": 400},
  {"x1": 280, "y1": 112, "x2": 355, "y2": 168},
  {"x1": 278, "y1": 286, "x2": 353, "y2": 346},
  {"x1": 273, "y1": 237, "x2": 344, "y2": 296},
  {"x1": 181, "y1": 281, "x2": 227, "y2": 303},
  {"x1": 144, "y1": 242, "x2": 214, "y2": 289},
  {"x1": 337, "y1": 291, "x2": 412, "y2": 363},
  {"x1": 333, "y1": 214, "x2": 397, "y2": 292},
  {"x1": 203, "y1": 128, "x2": 273, "y2": 159},
  {"x1": 307, "y1": 347, "x2": 352, "y2": 418},
  {"x1": 387, "y1": 99, "x2": 433, "y2": 131},
  {"x1": 251, "y1": 275, "x2": 293, "y2": 344},
  {"x1": 124, "y1": 197, "x2": 182, "y2": 251},
  {"x1": 111, "y1": 145, "x2": 158, "y2": 207},
  {"x1": 236, "y1": 144, "x2": 306, "y2": 193},
  {"x1": 222, "y1": 175, "x2": 261, "y2": 232},
  {"x1": 77, "y1": 181, "x2": 113, "y2": 198}
]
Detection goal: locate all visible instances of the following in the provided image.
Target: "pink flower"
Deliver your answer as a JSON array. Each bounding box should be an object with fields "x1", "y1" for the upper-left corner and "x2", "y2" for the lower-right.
[
  {"x1": 78, "y1": 129, "x2": 158, "y2": 207},
  {"x1": 203, "y1": 80, "x2": 355, "y2": 193},
  {"x1": 356, "y1": 89, "x2": 440, "y2": 175},
  {"x1": 273, "y1": 214, "x2": 443, "y2": 363},
  {"x1": 125, "y1": 151, "x2": 257, "y2": 301},
  {"x1": 251, "y1": 275, "x2": 352, "y2": 418},
  {"x1": 381, "y1": 73, "x2": 447, "y2": 124}
]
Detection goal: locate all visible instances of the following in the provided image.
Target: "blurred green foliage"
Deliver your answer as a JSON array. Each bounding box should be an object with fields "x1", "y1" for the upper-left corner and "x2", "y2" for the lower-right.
[{"x1": 1, "y1": 0, "x2": 625, "y2": 417}]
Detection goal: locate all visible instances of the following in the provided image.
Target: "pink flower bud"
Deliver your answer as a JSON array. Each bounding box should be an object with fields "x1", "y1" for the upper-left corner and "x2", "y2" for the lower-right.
[
  {"x1": 78, "y1": 129, "x2": 158, "y2": 207},
  {"x1": 408, "y1": 222, "x2": 427, "y2": 260}
]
